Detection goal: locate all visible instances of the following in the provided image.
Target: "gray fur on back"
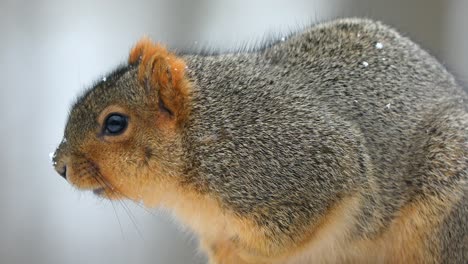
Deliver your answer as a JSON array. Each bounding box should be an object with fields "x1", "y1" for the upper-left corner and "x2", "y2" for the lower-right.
[{"x1": 178, "y1": 18, "x2": 467, "y2": 259}]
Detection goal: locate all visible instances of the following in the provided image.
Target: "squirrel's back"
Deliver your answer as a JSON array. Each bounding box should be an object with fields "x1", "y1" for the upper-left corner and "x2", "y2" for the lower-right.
[{"x1": 181, "y1": 18, "x2": 467, "y2": 262}]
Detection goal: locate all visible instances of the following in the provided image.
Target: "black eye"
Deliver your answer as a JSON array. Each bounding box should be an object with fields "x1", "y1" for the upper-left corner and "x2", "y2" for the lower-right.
[{"x1": 104, "y1": 113, "x2": 128, "y2": 135}]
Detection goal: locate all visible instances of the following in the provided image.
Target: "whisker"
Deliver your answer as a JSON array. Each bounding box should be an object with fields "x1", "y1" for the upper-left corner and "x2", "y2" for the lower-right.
[
  {"x1": 93, "y1": 172, "x2": 157, "y2": 216},
  {"x1": 119, "y1": 198, "x2": 146, "y2": 241},
  {"x1": 94, "y1": 172, "x2": 146, "y2": 241},
  {"x1": 93, "y1": 174, "x2": 125, "y2": 239}
]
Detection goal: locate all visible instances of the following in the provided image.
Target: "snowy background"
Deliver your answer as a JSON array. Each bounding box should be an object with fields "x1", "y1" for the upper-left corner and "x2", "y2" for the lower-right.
[{"x1": 1, "y1": 0, "x2": 467, "y2": 263}]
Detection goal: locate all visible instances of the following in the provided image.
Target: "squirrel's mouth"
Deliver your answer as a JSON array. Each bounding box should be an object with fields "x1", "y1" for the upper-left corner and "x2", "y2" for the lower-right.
[
  {"x1": 90, "y1": 186, "x2": 123, "y2": 200},
  {"x1": 67, "y1": 158, "x2": 121, "y2": 199},
  {"x1": 92, "y1": 187, "x2": 106, "y2": 196},
  {"x1": 64, "y1": 156, "x2": 126, "y2": 200}
]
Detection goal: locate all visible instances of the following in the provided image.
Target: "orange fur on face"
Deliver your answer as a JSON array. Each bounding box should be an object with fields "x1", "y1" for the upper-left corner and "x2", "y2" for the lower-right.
[{"x1": 129, "y1": 37, "x2": 191, "y2": 128}]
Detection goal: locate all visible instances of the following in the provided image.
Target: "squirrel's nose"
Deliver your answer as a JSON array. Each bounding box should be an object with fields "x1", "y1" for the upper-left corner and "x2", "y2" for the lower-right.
[
  {"x1": 52, "y1": 140, "x2": 69, "y2": 180},
  {"x1": 56, "y1": 165, "x2": 67, "y2": 180}
]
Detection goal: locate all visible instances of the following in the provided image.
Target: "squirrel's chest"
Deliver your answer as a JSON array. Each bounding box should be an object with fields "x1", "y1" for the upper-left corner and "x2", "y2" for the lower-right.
[{"x1": 142, "y1": 180, "x2": 241, "y2": 245}]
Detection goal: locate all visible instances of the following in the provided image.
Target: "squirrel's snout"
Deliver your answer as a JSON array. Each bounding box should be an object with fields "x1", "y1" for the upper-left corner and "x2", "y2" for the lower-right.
[
  {"x1": 56, "y1": 165, "x2": 67, "y2": 180},
  {"x1": 52, "y1": 138, "x2": 69, "y2": 180},
  {"x1": 53, "y1": 153, "x2": 68, "y2": 180}
]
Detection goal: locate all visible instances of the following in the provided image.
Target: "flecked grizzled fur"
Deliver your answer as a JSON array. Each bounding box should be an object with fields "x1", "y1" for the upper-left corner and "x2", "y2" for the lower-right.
[
  {"x1": 181, "y1": 18, "x2": 467, "y2": 261},
  {"x1": 57, "y1": 18, "x2": 467, "y2": 263}
]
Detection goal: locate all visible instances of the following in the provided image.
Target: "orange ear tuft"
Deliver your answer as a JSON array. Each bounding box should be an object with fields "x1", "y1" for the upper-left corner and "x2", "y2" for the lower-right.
[{"x1": 129, "y1": 37, "x2": 191, "y2": 128}]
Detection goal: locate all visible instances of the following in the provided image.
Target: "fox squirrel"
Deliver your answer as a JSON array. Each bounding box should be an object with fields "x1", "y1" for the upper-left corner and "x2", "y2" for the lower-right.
[{"x1": 53, "y1": 18, "x2": 467, "y2": 263}]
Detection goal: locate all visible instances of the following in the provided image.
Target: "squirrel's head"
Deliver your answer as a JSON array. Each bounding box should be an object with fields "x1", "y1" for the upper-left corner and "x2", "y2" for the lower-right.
[{"x1": 52, "y1": 38, "x2": 192, "y2": 203}]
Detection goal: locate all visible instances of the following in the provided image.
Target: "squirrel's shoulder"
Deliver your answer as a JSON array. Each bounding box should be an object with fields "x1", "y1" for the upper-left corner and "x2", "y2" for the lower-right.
[
  {"x1": 181, "y1": 18, "x2": 402, "y2": 56},
  {"x1": 301, "y1": 18, "x2": 401, "y2": 38},
  {"x1": 269, "y1": 18, "x2": 418, "y2": 59}
]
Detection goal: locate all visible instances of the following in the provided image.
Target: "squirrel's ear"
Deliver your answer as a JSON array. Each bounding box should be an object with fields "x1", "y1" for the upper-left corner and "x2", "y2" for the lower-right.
[{"x1": 129, "y1": 37, "x2": 191, "y2": 128}]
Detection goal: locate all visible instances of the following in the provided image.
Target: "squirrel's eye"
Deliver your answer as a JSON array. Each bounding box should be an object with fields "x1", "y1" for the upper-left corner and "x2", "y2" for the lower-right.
[{"x1": 104, "y1": 113, "x2": 128, "y2": 135}]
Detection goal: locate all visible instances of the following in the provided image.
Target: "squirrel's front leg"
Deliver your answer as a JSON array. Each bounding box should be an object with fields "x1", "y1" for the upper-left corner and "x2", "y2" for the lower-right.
[{"x1": 202, "y1": 239, "x2": 250, "y2": 264}]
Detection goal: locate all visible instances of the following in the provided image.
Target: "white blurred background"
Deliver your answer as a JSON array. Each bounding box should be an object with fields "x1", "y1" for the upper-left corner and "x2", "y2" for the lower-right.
[{"x1": 1, "y1": 0, "x2": 467, "y2": 263}]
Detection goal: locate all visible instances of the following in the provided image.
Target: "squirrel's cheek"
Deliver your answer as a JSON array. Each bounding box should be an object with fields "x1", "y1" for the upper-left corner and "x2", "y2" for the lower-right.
[{"x1": 76, "y1": 127, "x2": 171, "y2": 202}]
